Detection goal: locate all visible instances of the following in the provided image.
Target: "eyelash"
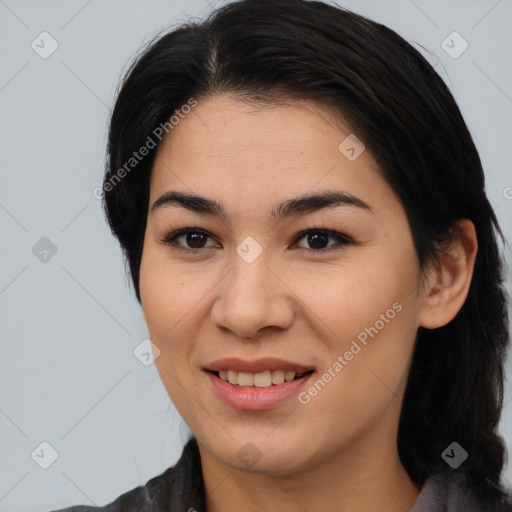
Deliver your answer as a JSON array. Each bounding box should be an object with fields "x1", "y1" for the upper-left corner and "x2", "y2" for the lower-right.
[{"x1": 160, "y1": 225, "x2": 354, "y2": 254}]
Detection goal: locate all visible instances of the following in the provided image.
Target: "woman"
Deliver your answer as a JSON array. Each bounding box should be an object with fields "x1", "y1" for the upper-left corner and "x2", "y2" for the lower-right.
[{"x1": 53, "y1": 0, "x2": 512, "y2": 510}]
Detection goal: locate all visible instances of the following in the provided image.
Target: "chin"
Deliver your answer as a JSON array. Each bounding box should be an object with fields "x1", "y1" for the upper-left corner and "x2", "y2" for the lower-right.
[{"x1": 200, "y1": 427, "x2": 322, "y2": 475}]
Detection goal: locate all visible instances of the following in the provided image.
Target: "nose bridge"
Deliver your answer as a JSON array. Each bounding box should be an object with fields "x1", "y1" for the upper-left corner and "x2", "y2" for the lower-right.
[
  {"x1": 226, "y1": 247, "x2": 273, "y2": 314},
  {"x1": 211, "y1": 240, "x2": 293, "y2": 338}
]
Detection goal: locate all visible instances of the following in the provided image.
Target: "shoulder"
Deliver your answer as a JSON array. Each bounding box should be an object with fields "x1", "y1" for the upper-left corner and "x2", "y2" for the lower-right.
[
  {"x1": 49, "y1": 470, "x2": 171, "y2": 512},
  {"x1": 50, "y1": 483, "x2": 151, "y2": 512},
  {"x1": 410, "y1": 470, "x2": 512, "y2": 512},
  {"x1": 49, "y1": 437, "x2": 203, "y2": 512}
]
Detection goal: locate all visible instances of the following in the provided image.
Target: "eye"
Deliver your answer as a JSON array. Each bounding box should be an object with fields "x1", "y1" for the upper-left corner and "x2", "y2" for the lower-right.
[
  {"x1": 292, "y1": 227, "x2": 353, "y2": 252},
  {"x1": 161, "y1": 228, "x2": 218, "y2": 252},
  {"x1": 161, "y1": 226, "x2": 354, "y2": 253}
]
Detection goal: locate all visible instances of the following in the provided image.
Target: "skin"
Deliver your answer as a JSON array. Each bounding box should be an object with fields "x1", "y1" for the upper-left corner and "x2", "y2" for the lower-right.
[{"x1": 139, "y1": 94, "x2": 477, "y2": 512}]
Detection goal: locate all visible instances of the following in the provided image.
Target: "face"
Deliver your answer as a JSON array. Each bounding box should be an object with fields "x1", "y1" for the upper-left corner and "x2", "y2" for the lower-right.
[{"x1": 139, "y1": 94, "x2": 426, "y2": 475}]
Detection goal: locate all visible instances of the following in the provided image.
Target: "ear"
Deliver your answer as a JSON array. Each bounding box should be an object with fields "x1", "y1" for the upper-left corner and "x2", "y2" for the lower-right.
[{"x1": 418, "y1": 219, "x2": 478, "y2": 329}]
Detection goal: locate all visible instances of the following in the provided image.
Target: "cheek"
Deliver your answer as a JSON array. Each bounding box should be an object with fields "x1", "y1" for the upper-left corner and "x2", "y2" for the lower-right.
[
  {"x1": 139, "y1": 242, "x2": 215, "y2": 383},
  {"x1": 289, "y1": 248, "x2": 418, "y2": 340},
  {"x1": 291, "y1": 247, "x2": 420, "y2": 399},
  {"x1": 139, "y1": 244, "x2": 186, "y2": 362},
  {"x1": 139, "y1": 248, "x2": 199, "y2": 410},
  {"x1": 139, "y1": 240, "x2": 194, "y2": 332}
]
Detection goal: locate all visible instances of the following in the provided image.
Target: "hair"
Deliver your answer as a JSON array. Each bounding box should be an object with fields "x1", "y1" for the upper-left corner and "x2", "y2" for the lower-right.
[{"x1": 103, "y1": 0, "x2": 510, "y2": 506}]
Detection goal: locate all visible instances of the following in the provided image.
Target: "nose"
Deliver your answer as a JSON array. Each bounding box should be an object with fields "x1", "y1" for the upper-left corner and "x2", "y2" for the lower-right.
[{"x1": 210, "y1": 253, "x2": 295, "y2": 340}]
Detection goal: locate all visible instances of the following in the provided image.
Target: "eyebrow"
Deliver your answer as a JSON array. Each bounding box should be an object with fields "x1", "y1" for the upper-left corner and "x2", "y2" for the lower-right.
[{"x1": 151, "y1": 190, "x2": 373, "y2": 221}]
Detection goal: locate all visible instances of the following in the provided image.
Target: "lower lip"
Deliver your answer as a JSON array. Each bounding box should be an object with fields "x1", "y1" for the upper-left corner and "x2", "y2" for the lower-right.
[{"x1": 206, "y1": 371, "x2": 313, "y2": 411}]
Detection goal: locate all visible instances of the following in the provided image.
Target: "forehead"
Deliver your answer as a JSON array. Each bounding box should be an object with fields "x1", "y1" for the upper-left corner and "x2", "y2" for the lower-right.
[
  {"x1": 149, "y1": 94, "x2": 389, "y2": 214},
  {"x1": 156, "y1": 94, "x2": 362, "y2": 159}
]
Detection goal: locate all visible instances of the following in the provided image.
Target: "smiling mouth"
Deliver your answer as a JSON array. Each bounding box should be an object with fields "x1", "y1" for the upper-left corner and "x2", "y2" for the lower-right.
[{"x1": 208, "y1": 369, "x2": 314, "y2": 388}]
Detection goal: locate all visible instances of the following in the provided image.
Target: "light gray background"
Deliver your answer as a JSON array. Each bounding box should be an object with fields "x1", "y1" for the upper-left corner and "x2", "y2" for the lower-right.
[{"x1": 0, "y1": 0, "x2": 511, "y2": 510}]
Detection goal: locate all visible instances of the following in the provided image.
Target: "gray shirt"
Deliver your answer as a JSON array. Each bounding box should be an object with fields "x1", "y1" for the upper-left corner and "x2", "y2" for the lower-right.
[
  {"x1": 50, "y1": 438, "x2": 512, "y2": 512},
  {"x1": 408, "y1": 470, "x2": 512, "y2": 511}
]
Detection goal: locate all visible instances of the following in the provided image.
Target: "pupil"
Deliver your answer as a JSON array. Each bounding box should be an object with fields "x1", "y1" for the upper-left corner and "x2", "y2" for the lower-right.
[
  {"x1": 308, "y1": 232, "x2": 328, "y2": 249},
  {"x1": 187, "y1": 232, "x2": 206, "y2": 248}
]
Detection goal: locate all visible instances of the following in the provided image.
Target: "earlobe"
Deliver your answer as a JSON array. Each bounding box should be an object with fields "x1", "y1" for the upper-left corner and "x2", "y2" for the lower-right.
[{"x1": 418, "y1": 219, "x2": 478, "y2": 329}]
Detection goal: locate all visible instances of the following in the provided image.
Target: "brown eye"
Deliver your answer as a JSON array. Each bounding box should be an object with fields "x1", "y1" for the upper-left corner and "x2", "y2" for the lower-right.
[
  {"x1": 305, "y1": 232, "x2": 329, "y2": 250},
  {"x1": 163, "y1": 228, "x2": 217, "y2": 251},
  {"x1": 183, "y1": 231, "x2": 208, "y2": 248},
  {"x1": 293, "y1": 229, "x2": 353, "y2": 252},
  {"x1": 162, "y1": 227, "x2": 353, "y2": 254}
]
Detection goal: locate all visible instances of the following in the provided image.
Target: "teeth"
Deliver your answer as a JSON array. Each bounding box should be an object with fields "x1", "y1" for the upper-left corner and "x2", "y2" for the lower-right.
[
  {"x1": 237, "y1": 372, "x2": 254, "y2": 386},
  {"x1": 253, "y1": 370, "x2": 272, "y2": 387},
  {"x1": 217, "y1": 369, "x2": 305, "y2": 387},
  {"x1": 271, "y1": 370, "x2": 285, "y2": 385},
  {"x1": 284, "y1": 371, "x2": 295, "y2": 382}
]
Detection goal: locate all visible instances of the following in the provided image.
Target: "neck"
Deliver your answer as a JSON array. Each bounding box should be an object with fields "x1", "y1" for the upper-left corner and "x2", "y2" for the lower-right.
[{"x1": 199, "y1": 435, "x2": 420, "y2": 512}]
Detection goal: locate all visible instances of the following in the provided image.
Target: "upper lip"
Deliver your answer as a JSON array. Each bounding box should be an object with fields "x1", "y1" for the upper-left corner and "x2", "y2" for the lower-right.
[{"x1": 204, "y1": 357, "x2": 314, "y2": 374}]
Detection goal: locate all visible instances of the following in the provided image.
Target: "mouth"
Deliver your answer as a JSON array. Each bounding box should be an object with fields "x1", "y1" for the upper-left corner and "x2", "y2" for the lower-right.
[
  {"x1": 207, "y1": 369, "x2": 314, "y2": 388},
  {"x1": 203, "y1": 357, "x2": 315, "y2": 410},
  {"x1": 204, "y1": 357, "x2": 315, "y2": 386}
]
